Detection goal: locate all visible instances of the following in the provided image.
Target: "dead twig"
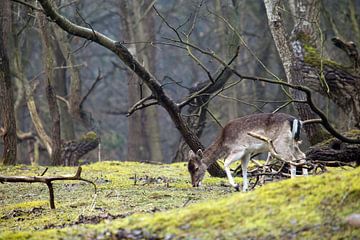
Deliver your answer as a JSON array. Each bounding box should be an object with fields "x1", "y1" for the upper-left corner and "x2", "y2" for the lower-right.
[
  {"x1": 127, "y1": 95, "x2": 157, "y2": 116},
  {"x1": 0, "y1": 167, "x2": 96, "y2": 209}
]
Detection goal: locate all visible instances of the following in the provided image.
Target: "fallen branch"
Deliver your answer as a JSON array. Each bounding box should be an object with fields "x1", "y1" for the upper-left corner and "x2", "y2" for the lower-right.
[{"x1": 0, "y1": 167, "x2": 96, "y2": 209}]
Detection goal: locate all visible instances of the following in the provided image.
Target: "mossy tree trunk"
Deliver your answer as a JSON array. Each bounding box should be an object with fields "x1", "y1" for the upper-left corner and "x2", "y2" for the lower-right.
[
  {"x1": 0, "y1": 0, "x2": 17, "y2": 165},
  {"x1": 301, "y1": 46, "x2": 360, "y2": 129},
  {"x1": 264, "y1": 0, "x2": 328, "y2": 145},
  {"x1": 266, "y1": 0, "x2": 360, "y2": 136}
]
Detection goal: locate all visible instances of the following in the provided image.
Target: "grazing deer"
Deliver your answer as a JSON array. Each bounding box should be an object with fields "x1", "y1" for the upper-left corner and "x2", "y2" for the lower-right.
[{"x1": 188, "y1": 113, "x2": 309, "y2": 192}]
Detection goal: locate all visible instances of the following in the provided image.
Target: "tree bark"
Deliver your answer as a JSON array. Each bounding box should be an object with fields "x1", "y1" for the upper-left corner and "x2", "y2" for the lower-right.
[{"x1": 0, "y1": 0, "x2": 17, "y2": 165}]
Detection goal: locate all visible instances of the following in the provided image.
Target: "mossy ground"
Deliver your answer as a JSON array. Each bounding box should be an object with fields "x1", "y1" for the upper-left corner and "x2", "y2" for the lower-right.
[{"x1": 1, "y1": 161, "x2": 359, "y2": 239}]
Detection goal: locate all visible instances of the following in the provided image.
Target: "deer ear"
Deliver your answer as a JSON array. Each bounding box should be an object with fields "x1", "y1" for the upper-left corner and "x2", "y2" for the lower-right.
[
  {"x1": 196, "y1": 149, "x2": 203, "y2": 158},
  {"x1": 188, "y1": 150, "x2": 195, "y2": 159}
]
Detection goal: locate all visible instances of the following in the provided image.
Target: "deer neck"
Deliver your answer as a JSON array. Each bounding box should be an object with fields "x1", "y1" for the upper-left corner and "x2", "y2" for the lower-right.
[{"x1": 202, "y1": 139, "x2": 226, "y2": 167}]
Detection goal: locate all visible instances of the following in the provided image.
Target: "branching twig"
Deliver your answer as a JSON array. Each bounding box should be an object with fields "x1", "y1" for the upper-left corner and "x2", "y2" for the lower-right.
[
  {"x1": 56, "y1": 95, "x2": 70, "y2": 109},
  {"x1": 80, "y1": 69, "x2": 103, "y2": 108},
  {"x1": 0, "y1": 167, "x2": 96, "y2": 209},
  {"x1": 127, "y1": 95, "x2": 157, "y2": 116},
  {"x1": 247, "y1": 132, "x2": 305, "y2": 166},
  {"x1": 178, "y1": 46, "x2": 240, "y2": 108}
]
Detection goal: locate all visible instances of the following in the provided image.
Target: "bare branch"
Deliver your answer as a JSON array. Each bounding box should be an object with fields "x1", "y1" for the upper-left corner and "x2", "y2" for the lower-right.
[
  {"x1": 178, "y1": 46, "x2": 240, "y2": 108},
  {"x1": 80, "y1": 69, "x2": 103, "y2": 108},
  {"x1": 127, "y1": 95, "x2": 158, "y2": 116},
  {"x1": 56, "y1": 95, "x2": 70, "y2": 109}
]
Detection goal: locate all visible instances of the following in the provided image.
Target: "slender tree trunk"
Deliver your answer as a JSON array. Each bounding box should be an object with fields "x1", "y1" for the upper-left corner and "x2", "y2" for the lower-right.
[
  {"x1": 139, "y1": 2, "x2": 164, "y2": 163},
  {"x1": 52, "y1": 34, "x2": 75, "y2": 141},
  {"x1": 0, "y1": 0, "x2": 17, "y2": 165},
  {"x1": 38, "y1": 14, "x2": 62, "y2": 165},
  {"x1": 119, "y1": 1, "x2": 148, "y2": 161},
  {"x1": 10, "y1": 8, "x2": 52, "y2": 157}
]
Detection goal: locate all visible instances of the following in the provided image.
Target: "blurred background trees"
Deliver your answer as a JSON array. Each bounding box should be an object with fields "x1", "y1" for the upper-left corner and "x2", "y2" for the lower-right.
[{"x1": 1, "y1": 0, "x2": 359, "y2": 165}]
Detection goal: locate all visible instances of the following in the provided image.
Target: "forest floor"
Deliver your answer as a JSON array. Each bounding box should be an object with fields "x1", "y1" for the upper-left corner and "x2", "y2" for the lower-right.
[{"x1": 0, "y1": 161, "x2": 359, "y2": 239}]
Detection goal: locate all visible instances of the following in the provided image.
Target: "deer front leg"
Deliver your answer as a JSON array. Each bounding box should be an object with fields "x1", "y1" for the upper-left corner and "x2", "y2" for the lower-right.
[
  {"x1": 224, "y1": 150, "x2": 245, "y2": 191},
  {"x1": 241, "y1": 153, "x2": 250, "y2": 192}
]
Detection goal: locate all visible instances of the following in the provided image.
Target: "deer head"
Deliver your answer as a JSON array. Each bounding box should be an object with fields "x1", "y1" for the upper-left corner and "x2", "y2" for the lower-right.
[{"x1": 187, "y1": 149, "x2": 207, "y2": 187}]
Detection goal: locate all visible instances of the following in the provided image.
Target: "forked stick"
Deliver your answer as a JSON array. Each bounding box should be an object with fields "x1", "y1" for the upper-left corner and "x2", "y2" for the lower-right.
[{"x1": 0, "y1": 167, "x2": 96, "y2": 209}]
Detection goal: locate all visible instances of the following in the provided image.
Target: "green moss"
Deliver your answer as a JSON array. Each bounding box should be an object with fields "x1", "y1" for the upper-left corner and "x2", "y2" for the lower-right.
[
  {"x1": 304, "y1": 45, "x2": 346, "y2": 70},
  {"x1": 80, "y1": 131, "x2": 97, "y2": 141},
  {"x1": 1, "y1": 162, "x2": 359, "y2": 239}
]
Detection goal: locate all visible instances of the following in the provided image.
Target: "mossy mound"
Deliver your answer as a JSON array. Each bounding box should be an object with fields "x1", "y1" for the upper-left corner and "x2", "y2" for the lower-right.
[{"x1": 1, "y1": 162, "x2": 359, "y2": 239}]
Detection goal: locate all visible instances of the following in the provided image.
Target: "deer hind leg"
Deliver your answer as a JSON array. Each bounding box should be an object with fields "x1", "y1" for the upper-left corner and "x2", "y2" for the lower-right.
[
  {"x1": 261, "y1": 153, "x2": 272, "y2": 184},
  {"x1": 294, "y1": 142, "x2": 308, "y2": 176},
  {"x1": 273, "y1": 140, "x2": 297, "y2": 178},
  {"x1": 224, "y1": 150, "x2": 246, "y2": 191}
]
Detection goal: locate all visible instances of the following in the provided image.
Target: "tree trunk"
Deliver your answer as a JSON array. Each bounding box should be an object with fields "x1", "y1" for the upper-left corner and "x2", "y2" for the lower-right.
[
  {"x1": 142, "y1": 6, "x2": 164, "y2": 163},
  {"x1": 38, "y1": 14, "x2": 62, "y2": 165},
  {"x1": 11, "y1": 11, "x2": 52, "y2": 157},
  {"x1": 53, "y1": 25, "x2": 96, "y2": 130},
  {"x1": 52, "y1": 33, "x2": 76, "y2": 141},
  {"x1": 0, "y1": 0, "x2": 17, "y2": 165},
  {"x1": 119, "y1": 1, "x2": 148, "y2": 161},
  {"x1": 264, "y1": 0, "x2": 328, "y2": 145}
]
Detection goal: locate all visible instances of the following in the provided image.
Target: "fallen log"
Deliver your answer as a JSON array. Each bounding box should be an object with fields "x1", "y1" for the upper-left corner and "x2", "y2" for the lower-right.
[
  {"x1": 306, "y1": 130, "x2": 360, "y2": 166},
  {"x1": 0, "y1": 167, "x2": 96, "y2": 209}
]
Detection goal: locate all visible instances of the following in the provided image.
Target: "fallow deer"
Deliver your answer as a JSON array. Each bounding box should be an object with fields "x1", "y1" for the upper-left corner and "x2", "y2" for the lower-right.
[{"x1": 188, "y1": 113, "x2": 309, "y2": 192}]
